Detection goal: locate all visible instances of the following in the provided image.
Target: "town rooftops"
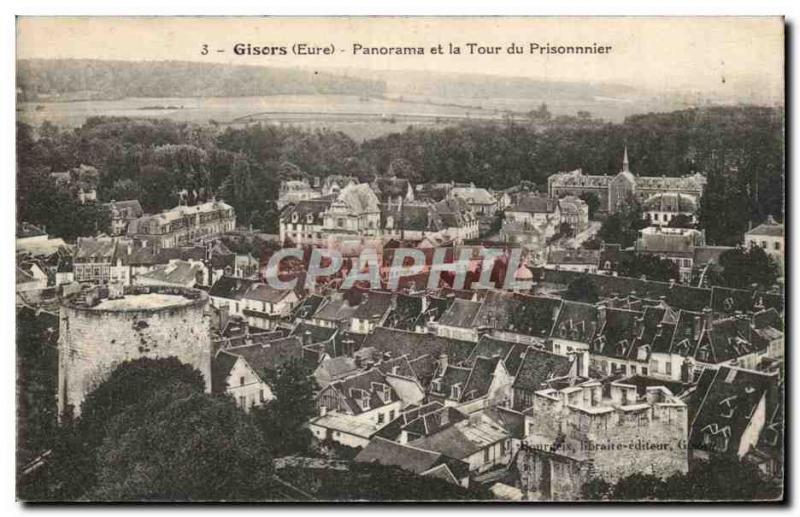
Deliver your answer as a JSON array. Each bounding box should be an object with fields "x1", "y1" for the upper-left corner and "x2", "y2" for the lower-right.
[
  {"x1": 450, "y1": 187, "x2": 497, "y2": 206},
  {"x1": 363, "y1": 327, "x2": 477, "y2": 366},
  {"x1": 438, "y1": 298, "x2": 482, "y2": 328},
  {"x1": 513, "y1": 347, "x2": 575, "y2": 392},
  {"x1": 642, "y1": 192, "x2": 698, "y2": 213},
  {"x1": 688, "y1": 366, "x2": 777, "y2": 456},
  {"x1": 137, "y1": 260, "x2": 203, "y2": 287},
  {"x1": 508, "y1": 195, "x2": 559, "y2": 214},
  {"x1": 409, "y1": 412, "x2": 510, "y2": 460},
  {"x1": 225, "y1": 335, "x2": 305, "y2": 374},
  {"x1": 547, "y1": 248, "x2": 601, "y2": 266},
  {"x1": 745, "y1": 216, "x2": 783, "y2": 237}
]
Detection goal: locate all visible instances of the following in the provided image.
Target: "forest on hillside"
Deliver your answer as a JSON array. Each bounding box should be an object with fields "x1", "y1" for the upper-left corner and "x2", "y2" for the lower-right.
[
  {"x1": 16, "y1": 60, "x2": 386, "y2": 101},
  {"x1": 16, "y1": 104, "x2": 784, "y2": 246}
]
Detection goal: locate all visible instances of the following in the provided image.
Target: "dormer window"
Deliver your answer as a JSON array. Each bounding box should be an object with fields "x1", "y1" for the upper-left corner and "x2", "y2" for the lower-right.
[
  {"x1": 431, "y1": 379, "x2": 442, "y2": 393},
  {"x1": 306, "y1": 214, "x2": 313, "y2": 224},
  {"x1": 451, "y1": 383, "x2": 462, "y2": 400},
  {"x1": 292, "y1": 213, "x2": 299, "y2": 223}
]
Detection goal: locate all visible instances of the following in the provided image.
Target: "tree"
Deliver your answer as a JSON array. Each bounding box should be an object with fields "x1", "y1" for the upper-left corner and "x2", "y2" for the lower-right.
[
  {"x1": 23, "y1": 358, "x2": 207, "y2": 501},
  {"x1": 90, "y1": 384, "x2": 274, "y2": 501},
  {"x1": 579, "y1": 192, "x2": 601, "y2": 220},
  {"x1": 716, "y1": 245, "x2": 779, "y2": 289},
  {"x1": 581, "y1": 456, "x2": 782, "y2": 501},
  {"x1": 597, "y1": 202, "x2": 647, "y2": 249},
  {"x1": 564, "y1": 275, "x2": 599, "y2": 303},
  {"x1": 251, "y1": 358, "x2": 318, "y2": 457},
  {"x1": 618, "y1": 254, "x2": 680, "y2": 282},
  {"x1": 667, "y1": 213, "x2": 695, "y2": 229}
]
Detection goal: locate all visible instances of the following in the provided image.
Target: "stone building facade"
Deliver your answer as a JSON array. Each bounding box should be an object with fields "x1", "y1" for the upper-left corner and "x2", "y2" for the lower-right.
[
  {"x1": 547, "y1": 149, "x2": 706, "y2": 215},
  {"x1": 516, "y1": 380, "x2": 688, "y2": 500},
  {"x1": 127, "y1": 200, "x2": 236, "y2": 250},
  {"x1": 57, "y1": 285, "x2": 212, "y2": 418}
]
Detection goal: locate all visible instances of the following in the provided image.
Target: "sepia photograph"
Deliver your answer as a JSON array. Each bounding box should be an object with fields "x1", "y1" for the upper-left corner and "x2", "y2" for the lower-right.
[{"x1": 14, "y1": 15, "x2": 785, "y2": 502}]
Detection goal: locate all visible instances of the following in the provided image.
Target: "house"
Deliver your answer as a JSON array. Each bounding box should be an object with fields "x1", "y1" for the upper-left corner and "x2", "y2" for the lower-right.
[
  {"x1": 428, "y1": 355, "x2": 513, "y2": 413},
  {"x1": 557, "y1": 196, "x2": 589, "y2": 233},
  {"x1": 355, "y1": 437, "x2": 470, "y2": 487},
  {"x1": 744, "y1": 215, "x2": 784, "y2": 275},
  {"x1": 449, "y1": 186, "x2": 498, "y2": 216},
  {"x1": 127, "y1": 200, "x2": 236, "y2": 250},
  {"x1": 408, "y1": 411, "x2": 513, "y2": 475},
  {"x1": 310, "y1": 366, "x2": 418, "y2": 448},
  {"x1": 642, "y1": 192, "x2": 698, "y2": 227},
  {"x1": 687, "y1": 366, "x2": 778, "y2": 462},
  {"x1": 105, "y1": 200, "x2": 144, "y2": 236},
  {"x1": 278, "y1": 179, "x2": 321, "y2": 210},
  {"x1": 372, "y1": 175, "x2": 415, "y2": 205},
  {"x1": 208, "y1": 276, "x2": 299, "y2": 330},
  {"x1": 134, "y1": 259, "x2": 205, "y2": 288},
  {"x1": 634, "y1": 226, "x2": 705, "y2": 283},
  {"x1": 349, "y1": 290, "x2": 394, "y2": 334},
  {"x1": 504, "y1": 195, "x2": 561, "y2": 242},
  {"x1": 211, "y1": 335, "x2": 304, "y2": 411},
  {"x1": 545, "y1": 248, "x2": 601, "y2": 273},
  {"x1": 512, "y1": 348, "x2": 576, "y2": 411},
  {"x1": 16, "y1": 262, "x2": 48, "y2": 292},
  {"x1": 549, "y1": 300, "x2": 599, "y2": 357},
  {"x1": 435, "y1": 298, "x2": 482, "y2": 342},
  {"x1": 517, "y1": 379, "x2": 688, "y2": 500},
  {"x1": 73, "y1": 237, "x2": 131, "y2": 285}
]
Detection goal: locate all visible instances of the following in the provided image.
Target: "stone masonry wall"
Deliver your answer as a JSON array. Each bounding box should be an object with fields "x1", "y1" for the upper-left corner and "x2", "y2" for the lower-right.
[{"x1": 58, "y1": 295, "x2": 211, "y2": 417}]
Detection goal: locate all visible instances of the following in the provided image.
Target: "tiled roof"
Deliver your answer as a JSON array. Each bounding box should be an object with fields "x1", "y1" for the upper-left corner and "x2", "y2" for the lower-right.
[
  {"x1": 465, "y1": 335, "x2": 528, "y2": 377},
  {"x1": 226, "y1": 336, "x2": 305, "y2": 376},
  {"x1": 642, "y1": 193, "x2": 698, "y2": 212},
  {"x1": 550, "y1": 300, "x2": 599, "y2": 344},
  {"x1": 363, "y1": 327, "x2": 477, "y2": 366},
  {"x1": 291, "y1": 321, "x2": 338, "y2": 345},
  {"x1": 513, "y1": 348, "x2": 574, "y2": 392},
  {"x1": 326, "y1": 368, "x2": 397, "y2": 415},
  {"x1": 211, "y1": 349, "x2": 239, "y2": 394},
  {"x1": 438, "y1": 298, "x2": 481, "y2": 328},
  {"x1": 409, "y1": 413, "x2": 510, "y2": 460},
  {"x1": 688, "y1": 366, "x2": 777, "y2": 454},
  {"x1": 355, "y1": 437, "x2": 445, "y2": 474},
  {"x1": 508, "y1": 195, "x2": 559, "y2": 214},
  {"x1": 547, "y1": 248, "x2": 601, "y2": 266},
  {"x1": 402, "y1": 406, "x2": 468, "y2": 438},
  {"x1": 208, "y1": 275, "x2": 256, "y2": 300}
]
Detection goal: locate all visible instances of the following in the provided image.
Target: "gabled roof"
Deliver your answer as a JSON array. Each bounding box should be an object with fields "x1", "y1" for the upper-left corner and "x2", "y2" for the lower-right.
[
  {"x1": 438, "y1": 298, "x2": 481, "y2": 328},
  {"x1": 409, "y1": 413, "x2": 510, "y2": 460},
  {"x1": 326, "y1": 368, "x2": 397, "y2": 415},
  {"x1": 355, "y1": 437, "x2": 444, "y2": 475},
  {"x1": 513, "y1": 348, "x2": 574, "y2": 392},
  {"x1": 292, "y1": 294, "x2": 326, "y2": 320},
  {"x1": 208, "y1": 275, "x2": 256, "y2": 300},
  {"x1": 291, "y1": 321, "x2": 338, "y2": 345},
  {"x1": 402, "y1": 406, "x2": 468, "y2": 438},
  {"x1": 363, "y1": 327, "x2": 477, "y2": 366},
  {"x1": 688, "y1": 366, "x2": 777, "y2": 455},
  {"x1": 137, "y1": 260, "x2": 203, "y2": 286},
  {"x1": 550, "y1": 300, "x2": 598, "y2": 344},
  {"x1": 466, "y1": 335, "x2": 528, "y2": 377},
  {"x1": 745, "y1": 218, "x2": 783, "y2": 238},
  {"x1": 382, "y1": 293, "x2": 424, "y2": 330},
  {"x1": 351, "y1": 291, "x2": 393, "y2": 322},
  {"x1": 509, "y1": 195, "x2": 558, "y2": 214},
  {"x1": 245, "y1": 283, "x2": 292, "y2": 304},
  {"x1": 591, "y1": 308, "x2": 644, "y2": 360},
  {"x1": 226, "y1": 336, "x2": 304, "y2": 377},
  {"x1": 211, "y1": 349, "x2": 240, "y2": 394}
]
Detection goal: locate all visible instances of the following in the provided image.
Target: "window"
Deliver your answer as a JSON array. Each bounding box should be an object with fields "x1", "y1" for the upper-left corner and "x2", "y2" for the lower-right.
[
  {"x1": 377, "y1": 413, "x2": 385, "y2": 425},
  {"x1": 641, "y1": 366, "x2": 648, "y2": 376},
  {"x1": 666, "y1": 362, "x2": 672, "y2": 376},
  {"x1": 761, "y1": 241, "x2": 767, "y2": 249},
  {"x1": 259, "y1": 390, "x2": 265, "y2": 402},
  {"x1": 240, "y1": 376, "x2": 245, "y2": 386},
  {"x1": 484, "y1": 448, "x2": 490, "y2": 463},
  {"x1": 774, "y1": 241, "x2": 780, "y2": 251},
  {"x1": 238, "y1": 396, "x2": 246, "y2": 407},
  {"x1": 389, "y1": 410, "x2": 395, "y2": 421}
]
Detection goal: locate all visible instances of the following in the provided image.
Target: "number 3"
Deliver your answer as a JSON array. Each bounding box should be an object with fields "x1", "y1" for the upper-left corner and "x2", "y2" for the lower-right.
[{"x1": 201, "y1": 44, "x2": 208, "y2": 55}]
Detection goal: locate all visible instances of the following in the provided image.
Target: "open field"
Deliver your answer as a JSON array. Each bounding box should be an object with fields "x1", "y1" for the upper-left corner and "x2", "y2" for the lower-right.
[{"x1": 17, "y1": 93, "x2": 681, "y2": 141}]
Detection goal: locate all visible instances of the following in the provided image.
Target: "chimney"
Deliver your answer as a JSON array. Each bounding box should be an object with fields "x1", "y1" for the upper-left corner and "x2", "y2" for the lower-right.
[
  {"x1": 702, "y1": 306, "x2": 713, "y2": 330},
  {"x1": 596, "y1": 302, "x2": 607, "y2": 329},
  {"x1": 438, "y1": 353, "x2": 449, "y2": 373}
]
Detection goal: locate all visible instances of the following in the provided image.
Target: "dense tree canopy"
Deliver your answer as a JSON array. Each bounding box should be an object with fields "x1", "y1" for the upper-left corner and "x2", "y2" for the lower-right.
[
  {"x1": 16, "y1": 104, "x2": 783, "y2": 245},
  {"x1": 618, "y1": 253, "x2": 680, "y2": 282},
  {"x1": 582, "y1": 456, "x2": 782, "y2": 501},
  {"x1": 90, "y1": 384, "x2": 273, "y2": 501}
]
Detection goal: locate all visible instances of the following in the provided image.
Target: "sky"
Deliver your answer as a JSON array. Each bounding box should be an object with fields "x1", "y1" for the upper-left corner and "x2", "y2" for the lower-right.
[{"x1": 16, "y1": 16, "x2": 784, "y2": 101}]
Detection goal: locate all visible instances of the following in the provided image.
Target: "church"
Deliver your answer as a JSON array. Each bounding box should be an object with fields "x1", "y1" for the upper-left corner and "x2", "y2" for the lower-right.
[{"x1": 547, "y1": 149, "x2": 707, "y2": 215}]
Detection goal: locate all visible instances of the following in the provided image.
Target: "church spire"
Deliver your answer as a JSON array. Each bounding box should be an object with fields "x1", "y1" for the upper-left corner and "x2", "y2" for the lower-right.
[{"x1": 622, "y1": 146, "x2": 630, "y2": 172}]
